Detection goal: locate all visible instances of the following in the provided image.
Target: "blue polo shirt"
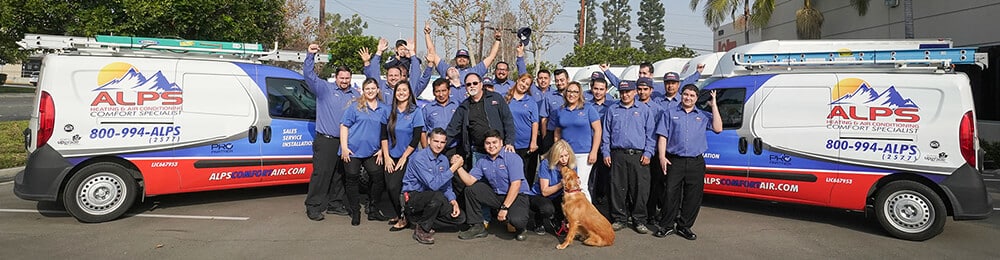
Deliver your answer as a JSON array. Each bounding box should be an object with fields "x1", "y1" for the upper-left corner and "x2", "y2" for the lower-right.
[
  {"x1": 410, "y1": 57, "x2": 434, "y2": 97},
  {"x1": 402, "y1": 148, "x2": 457, "y2": 201},
  {"x1": 601, "y1": 101, "x2": 656, "y2": 158},
  {"x1": 658, "y1": 95, "x2": 680, "y2": 111},
  {"x1": 507, "y1": 94, "x2": 539, "y2": 149},
  {"x1": 303, "y1": 53, "x2": 359, "y2": 136},
  {"x1": 422, "y1": 100, "x2": 459, "y2": 148},
  {"x1": 340, "y1": 102, "x2": 390, "y2": 157},
  {"x1": 587, "y1": 99, "x2": 617, "y2": 118},
  {"x1": 583, "y1": 91, "x2": 614, "y2": 103},
  {"x1": 530, "y1": 159, "x2": 569, "y2": 198},
  {"x1": 641, "y1": 99, "x2": 664, "y2": 120},
  {"x1": 449, "y1": 84, "x2": 468, "y2": 104},
  {"x1": 364, "y1": 54, "x2": 397, "y2": 103},
  {"x1": 656, "y1": 105, "x2": 714, "y2": 157},
  {"x1": 469, "y1": 150, "x2": 530, "y2": 195},
  {"x1": 389, "y1": 108, "x2": 425, "y2": 158},
  {"x1": 540, "y1": 91, "x2": 565, "y2": 129},
  {"x1": 436, "y1": 61, "x2": 487, "y2": 86},
  {"x1": 552, "y1": 104, "x2": 601, "y2": 153}
]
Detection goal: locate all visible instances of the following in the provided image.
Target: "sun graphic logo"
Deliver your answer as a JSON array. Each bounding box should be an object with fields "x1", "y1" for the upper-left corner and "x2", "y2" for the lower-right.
[
  {"x1": 90, "y1": 62, "x2": 183, "y2": 107},
  {"x1": 826, "y1": 78, "x2": 920, "y2": 123}
]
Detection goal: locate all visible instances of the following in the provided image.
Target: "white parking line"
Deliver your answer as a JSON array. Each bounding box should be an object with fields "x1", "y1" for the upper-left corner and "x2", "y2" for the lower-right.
[
  {"x1": 0, "y1": 209, "x2": 249, "y2": 221},
  {"x1": 983, "y1": 179, "x2": 1000, "y2": 182}
]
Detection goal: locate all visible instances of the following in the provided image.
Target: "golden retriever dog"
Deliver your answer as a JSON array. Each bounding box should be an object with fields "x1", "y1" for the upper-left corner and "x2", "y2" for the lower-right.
[{"x1": 557, "y1": 166, "x2": 615, "y2": 249}]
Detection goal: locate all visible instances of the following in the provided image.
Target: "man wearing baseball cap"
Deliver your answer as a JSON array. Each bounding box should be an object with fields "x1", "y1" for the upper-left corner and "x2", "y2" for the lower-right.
[
  {"x1": 425, "y1": 25, "x2": 503, "y2": 87},
  {"x1": 384, "y1": 39, "x2": 414, "y2": 69},
  {"x1": 601, "y1": 80, "x2": 657, "y2": 234},
  {"x1": 584, "y1": 71, "x2": 614, "y2": 103},
  {"x1": 657, "y1": 63, "x2": 704, "y2": 109}
]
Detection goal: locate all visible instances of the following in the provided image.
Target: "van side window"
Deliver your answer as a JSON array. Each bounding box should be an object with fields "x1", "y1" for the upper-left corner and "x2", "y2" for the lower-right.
[
  {"x1": 697, "y1": 88, "x2": 746, "y2": 129},
  {"x1": 266, "y1": 78, "x2": 317, "y2": 120}
]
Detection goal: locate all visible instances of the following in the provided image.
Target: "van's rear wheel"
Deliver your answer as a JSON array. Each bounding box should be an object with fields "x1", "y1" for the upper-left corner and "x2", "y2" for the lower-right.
[
  {"x1": 874, "y1": 180, "x2": 945, "y2": 241},
  {"x1": 62, "y1": 162, "x2": 138, "y2": 223}
]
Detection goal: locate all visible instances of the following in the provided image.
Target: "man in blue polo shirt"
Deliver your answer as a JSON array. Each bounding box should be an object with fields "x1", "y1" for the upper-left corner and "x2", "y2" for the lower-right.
[
  {"x1": 654, "y1": 84, "x2": 722, "y2": 240},
  {"x1": 453, "y1": 130, "x2": 531, "y2": 241},
  {"x1": 303, "y1": 43, "x2": 360, "y2": 221},
  {"x1": 491, "y1": 44, "x2": 528, "y2": 95},
  {"x1": 401, "y1": 128, "x2": 466, "y2": 244},
  {"x1": 601, "y1": 80, "x2": 657, "y2": 234},
  {"x1": 422, "y1": 78, "x2": 460, "y2": 155}
]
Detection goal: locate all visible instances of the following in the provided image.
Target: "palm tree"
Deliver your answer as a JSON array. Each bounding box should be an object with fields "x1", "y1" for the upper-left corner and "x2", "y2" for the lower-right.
[
  {"x1": 690, "y1": 0, "x2": 775, "y2": 44},
  {"x1": 796, "y1": 0, "x2": 870, "y2": 39}
]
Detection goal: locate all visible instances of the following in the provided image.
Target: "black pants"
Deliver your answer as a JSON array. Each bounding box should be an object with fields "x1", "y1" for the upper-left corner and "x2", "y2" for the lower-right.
[
  {"x1": 658, "y1": 155, "x2": 705, "y2": 229},
  {"x1": 304, "y1": 135, "x2": 344, "y2": 213},
  {"x1": 344, "y1": 156, "x2": 386, "y2": 214},
  {"x1": 609, "y1": 149, "x2": 650, "y2": 225},
  {"x1": 528, "y1": 195, "x2": 563, "y2": 231},
  {"x1": 591, "y1": 151, "x2": 613, "y2": 221},
  {"x1": 646, "y1": 156, "x2": 665, "y2": 223},
  {"x1": 385, "y1": 157, "x2": 407, "y2": 218},
  {"x1": 404, "y1": 191, "x2": 466, "y2": 230},
  {"x1": 537, "y1": 130, "x2": 554, "y2": 155},
  {"x1": 463, "y1": 182, "x2": 529, "y2": 231},
  {"x1": 515, "y1": 148, "x2": 538, "y2": 185}
]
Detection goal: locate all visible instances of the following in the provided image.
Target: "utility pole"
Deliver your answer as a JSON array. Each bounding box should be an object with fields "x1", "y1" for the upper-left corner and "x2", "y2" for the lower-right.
[
  {"x1": 413, "y1": 0, "x2": 418, "y2": 45},
  {"x1": 579, "y1": 0, "x2": 585, "y2": 47},
  {"x1": 319, "y1": 0, "x2": 326, "y2": 41}
]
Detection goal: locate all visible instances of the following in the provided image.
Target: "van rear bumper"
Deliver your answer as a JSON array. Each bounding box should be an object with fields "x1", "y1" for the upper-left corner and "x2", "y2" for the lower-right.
[
  {"x1": 939, "y1": 164, "x2": 993, "y2": 220},
  {"x1": 13, "y1": 145, "x2": 74, "y2": 202}
]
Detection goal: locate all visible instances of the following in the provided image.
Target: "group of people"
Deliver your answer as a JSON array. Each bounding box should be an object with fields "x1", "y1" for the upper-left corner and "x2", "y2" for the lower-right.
[{"x1": 301, "y1": 23, "x2": 723, "y2": 245}]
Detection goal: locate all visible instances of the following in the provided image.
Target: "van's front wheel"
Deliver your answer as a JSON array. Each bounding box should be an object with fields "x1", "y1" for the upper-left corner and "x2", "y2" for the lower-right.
[
  {"x1": 62, "y1": 163, "x2": 138, "y2": 223},
  {"x1": 874, "y1": 180, "x2": 946, "y2": 241}
]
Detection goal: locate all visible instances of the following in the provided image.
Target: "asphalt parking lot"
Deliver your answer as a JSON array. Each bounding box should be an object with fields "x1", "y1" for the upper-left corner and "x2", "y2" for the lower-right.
[{"x1": 2, "y1": 178, "x2": 999, "y2": 259}]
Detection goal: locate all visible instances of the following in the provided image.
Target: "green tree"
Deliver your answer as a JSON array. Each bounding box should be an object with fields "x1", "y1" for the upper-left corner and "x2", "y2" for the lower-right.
[
  {"x1": 600, "y1": 0, "x2": 632, "y2": 49},
  {"x1": 636, "y1": 0, "x2": 666, "y2": 53},
  {"x1": 573, "y1": 0, "x2": 599, "y2": 47},
  {"x1": 320, "y1": 35, "x2": 380, "y2": 77},
  {"x1": 1, "y1": 0, "x2": 285, "y2": 63},
  {"x1": 689, "y1": 0, "x2": 774, "y2": 44}
]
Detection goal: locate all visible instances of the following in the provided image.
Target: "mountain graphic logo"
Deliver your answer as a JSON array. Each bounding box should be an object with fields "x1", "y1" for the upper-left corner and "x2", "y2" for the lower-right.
[
  {"x1": 92, "y1": 65, "x2": 181, "y2": 92},
  {"x1": 830, "y1": 81, "x2": 917, "y2": 109}
]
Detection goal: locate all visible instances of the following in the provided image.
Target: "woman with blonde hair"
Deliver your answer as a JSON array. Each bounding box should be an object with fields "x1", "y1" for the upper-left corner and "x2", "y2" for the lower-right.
[{"x1": 526, "y1": 139, "x2": 575, "y2": 235}]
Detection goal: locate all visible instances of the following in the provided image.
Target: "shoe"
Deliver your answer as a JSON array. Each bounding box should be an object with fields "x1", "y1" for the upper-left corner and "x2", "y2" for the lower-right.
[
  {"x1": 653, "y1": 226, "x2": 676, "y2": 238},
  {"x1": 413, "y1": 224, "x2": 435, "y2": 245},
  {"x1": 676, "y1": 227, "x2": 697, "y2": 240},
  {"x1": 506, "y1": 223, "x2": 517, "y2": 233},
  {"x1": 388, "y1": 217, "x2": 399, "y2": 225},
  {"x1": 350, "y1": 210, "x2": 361, "y2": 226},
  {"x1": 515, "y1": 230, "x2": 527, "y2": 241},
  {"x1": 533, "y1": 225, "x2": 546, "y2": 235},
  {"x1": 634, "y1": 224, "x2": 650, "y2": 234},
  {"x1": 326, "y1": 206, "x2": 349, "y2": 216},
  {"x1": 368, "y1": 210, "x2": 390, "y2": 221},
  {"x1": 611, "y1": 222, "x2": 626, "y2": 231},
  {"x1": 458, "y1": 223, "x2": 489, "y2": 240},
  {"x1": 389, "y1": 219, "x2": 410, "y2": 232},
  {"x1": 307, "y1": 210, "x2": 324, "y2": 221}
]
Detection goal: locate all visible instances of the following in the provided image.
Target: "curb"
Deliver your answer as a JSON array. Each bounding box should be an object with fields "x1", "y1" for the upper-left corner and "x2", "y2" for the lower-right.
[{"x1": 0, "y1": 166, "x2": 23, "y2": 183}]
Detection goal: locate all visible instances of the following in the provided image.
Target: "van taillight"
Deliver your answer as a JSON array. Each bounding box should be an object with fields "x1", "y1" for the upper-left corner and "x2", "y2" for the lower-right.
[
  {"x1": 37, "y1": 91, "x2": 54, "y2": 148},
  {"x1": 959, "y1": 111, "x2": 976, "y2": 167}
]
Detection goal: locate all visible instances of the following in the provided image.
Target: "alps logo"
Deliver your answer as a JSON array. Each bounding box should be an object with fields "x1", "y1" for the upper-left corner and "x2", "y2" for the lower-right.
[
  {"x1": 90, "y1": 62, "x2": 183, "y2": 107},
  {"x1": 826, "y1": 79, "x2": 919, "y2": 123}
]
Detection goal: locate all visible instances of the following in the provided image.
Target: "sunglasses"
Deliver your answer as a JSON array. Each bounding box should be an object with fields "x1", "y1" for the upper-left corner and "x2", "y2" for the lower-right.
[{"x1": 466, "y1": 81, "x2": 480, "y2": 87}]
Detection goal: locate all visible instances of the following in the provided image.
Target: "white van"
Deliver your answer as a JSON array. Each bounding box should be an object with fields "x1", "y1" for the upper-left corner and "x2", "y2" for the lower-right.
[
  {"x1": 695, "y1": 39, "x2": 991, "y2": 241},
  {"x1": 14, "y1": 34, "x2": 325, "y2": 222}
]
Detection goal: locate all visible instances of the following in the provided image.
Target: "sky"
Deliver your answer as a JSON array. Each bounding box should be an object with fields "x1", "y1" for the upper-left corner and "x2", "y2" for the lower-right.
[{"x1": 309, "y1": 0, "x2": 714, "y2": 63}]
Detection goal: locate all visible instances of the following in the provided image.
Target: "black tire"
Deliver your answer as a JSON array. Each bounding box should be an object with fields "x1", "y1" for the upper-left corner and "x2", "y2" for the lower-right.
[
  {"x1": 874, "y1": 180, "x2": 946, "y2": 241},
  {"x1": 62, "y1": 162, "x2": 139, "y2": 223}
]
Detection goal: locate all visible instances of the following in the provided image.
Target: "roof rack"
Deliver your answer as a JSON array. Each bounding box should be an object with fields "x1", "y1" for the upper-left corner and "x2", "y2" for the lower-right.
[
  {"x1": 734, "y1": 47, "x2": 980, "y2": 73},
  {"x1": 16, "y1": 34, "x2": 329, "y2": 63}
]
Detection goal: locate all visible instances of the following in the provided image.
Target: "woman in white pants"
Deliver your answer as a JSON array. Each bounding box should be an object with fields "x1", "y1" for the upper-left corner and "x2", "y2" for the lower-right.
[{"x1": 551, "y1": 81, "x2": 602, "y2": 201}]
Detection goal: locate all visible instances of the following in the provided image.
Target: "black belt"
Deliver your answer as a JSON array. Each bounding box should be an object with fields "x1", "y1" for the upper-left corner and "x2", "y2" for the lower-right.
[
  {"x1": 667, "y1": 153, "x2": 703, "y2": 159},
  {"x1": 317, "y1": 132, "x2": 338, "y2": 139},
  {"x1": 612, "y1": 148, "x2": 644, "y2": 155}
]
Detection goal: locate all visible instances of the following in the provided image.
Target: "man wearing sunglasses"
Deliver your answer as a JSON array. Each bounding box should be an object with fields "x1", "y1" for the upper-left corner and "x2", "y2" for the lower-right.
[{"x1": 446, "y1": 73, "x2": 516, "y2": 170}]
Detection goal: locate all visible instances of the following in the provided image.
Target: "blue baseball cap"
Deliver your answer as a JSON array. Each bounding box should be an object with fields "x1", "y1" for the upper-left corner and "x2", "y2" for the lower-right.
[
  {"x1": 663, "y1": 72, "x2": 680, "y2": 82},
  {"x1": 590, "y1": 71, "x2": 604, "y2": 81},
  {"x1": 455, "y1": 49, "x2": 470, "y2": 58},
  {"x1": 618, "y1": 81, "x2": 635, "y2": 91},
  {"x1": 482, "y1": 78, "x2": 494, "y2": 86},
  {"x1": 636, "y1": 77, "x2": 654, "y2": 87}
]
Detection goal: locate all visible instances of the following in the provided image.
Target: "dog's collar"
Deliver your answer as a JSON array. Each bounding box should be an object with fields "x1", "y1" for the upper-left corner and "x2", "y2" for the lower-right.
[{"x1": 564, "y1": 188, "x2": 582, "y2": 193}]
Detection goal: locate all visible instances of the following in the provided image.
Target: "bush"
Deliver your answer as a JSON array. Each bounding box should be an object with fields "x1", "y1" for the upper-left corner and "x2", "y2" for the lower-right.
[{"x1": 0, "y1": 120, "x2": 28, "y2": 168}]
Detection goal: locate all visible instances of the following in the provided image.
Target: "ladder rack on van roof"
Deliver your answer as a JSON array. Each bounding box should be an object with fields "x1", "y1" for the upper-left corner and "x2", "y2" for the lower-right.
[
  {"x1": 733, "y1": 47, "x2": 987, "y2": 73},
  {"x1": 16, "y1": 34, "x2": 330, "y2": 63}
]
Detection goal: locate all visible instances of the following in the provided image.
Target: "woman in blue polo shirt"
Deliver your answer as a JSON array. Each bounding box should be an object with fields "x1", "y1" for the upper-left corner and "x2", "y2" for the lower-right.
[
  {"x1": 505, "y1": 74, "x2": 539, "y2": 185},
  {"x1": 341, "y1": 78, "x2": 390, "y2": 226},
  {"x1": 382, "y1": 81, "x2": 425, "y2": 231},
  {"x1": 528, "y1": 139, "x2": 575, "y2": 235},
  {"x1": 552, "y1": 81, "x2": 602, "y2": 201}
]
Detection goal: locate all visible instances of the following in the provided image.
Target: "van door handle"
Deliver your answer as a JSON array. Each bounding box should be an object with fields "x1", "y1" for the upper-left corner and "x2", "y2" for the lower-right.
[
  {"x1": 263, "y1": 126, "x2": 272, "y2": 143},
  {"x1": 249, "y1": 126, "x2": 258, "y2": 143},
  {"x1": 753, "y1": 137, "x2": 763, "y2": 155},
  {"x1": 738, "y1": 137, "x2": 748, "y2": 154}
]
